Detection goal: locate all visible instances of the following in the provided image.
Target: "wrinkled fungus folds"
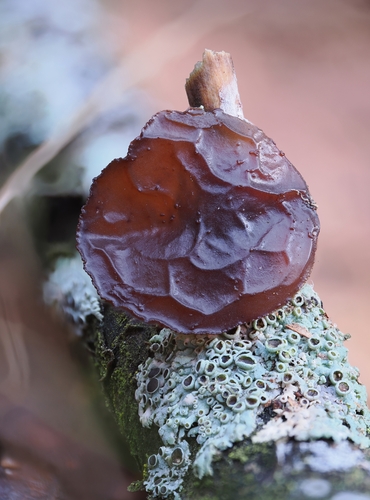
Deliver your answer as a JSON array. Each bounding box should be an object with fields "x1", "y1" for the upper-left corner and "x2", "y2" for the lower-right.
[{"x1": 77, "y1": 108, "x2": 319, "y2": 333}]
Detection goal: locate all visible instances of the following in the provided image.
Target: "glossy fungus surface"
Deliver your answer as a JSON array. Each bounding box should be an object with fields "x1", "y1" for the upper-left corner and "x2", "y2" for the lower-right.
[{"x1": 77, "y1": 108, "x2": 319, "y2": 334}]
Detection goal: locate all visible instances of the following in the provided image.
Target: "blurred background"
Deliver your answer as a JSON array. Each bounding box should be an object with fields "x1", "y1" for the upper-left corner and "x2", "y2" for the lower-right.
[{"x1": 1, "y1": 0, "x2": 370, "y2": 498}]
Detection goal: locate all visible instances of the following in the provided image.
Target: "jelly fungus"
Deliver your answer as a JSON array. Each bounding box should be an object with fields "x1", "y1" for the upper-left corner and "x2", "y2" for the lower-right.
[
  {"x1": 77, "y1": 49, "x2": 319, "y2": 334},
  {"x1": 77, "y1": 107, "x2": 319, "y2": 334}
]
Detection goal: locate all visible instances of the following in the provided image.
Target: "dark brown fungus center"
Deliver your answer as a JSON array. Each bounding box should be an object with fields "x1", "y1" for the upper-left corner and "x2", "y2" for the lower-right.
[{"x1": 77, "y1": 107, "x2": 319, "y2": 334}]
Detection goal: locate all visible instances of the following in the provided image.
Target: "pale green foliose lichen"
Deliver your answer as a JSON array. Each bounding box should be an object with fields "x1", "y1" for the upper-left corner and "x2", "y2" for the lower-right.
[{"x1": 134, "y1": 284, "x2": 370, "y2": 499}]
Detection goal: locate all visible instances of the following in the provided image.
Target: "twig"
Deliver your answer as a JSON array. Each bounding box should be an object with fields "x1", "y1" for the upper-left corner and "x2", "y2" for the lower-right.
[
  {"x1": 286, "y1": 323, "x2": 312, "y2": 339},
  {"x1": 186, "y1": 49, "x2": 244, "y2": 118}
]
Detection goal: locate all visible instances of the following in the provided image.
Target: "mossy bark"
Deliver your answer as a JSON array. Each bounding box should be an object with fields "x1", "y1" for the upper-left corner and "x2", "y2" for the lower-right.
[
  {"x1": 85, "y1": 304, "x2": 370, "y2": 500},
  {"x1": 85, "y1": 304, "x2": 163, "y2": 465},
  {"x1": 183, "y1": 441, "x2": 370, "y2": 500}
]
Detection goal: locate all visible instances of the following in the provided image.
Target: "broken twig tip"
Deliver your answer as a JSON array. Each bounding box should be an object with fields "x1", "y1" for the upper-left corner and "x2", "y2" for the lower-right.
[{"x1": 185, "y1": 49, "x2": 244, "y2": 119}]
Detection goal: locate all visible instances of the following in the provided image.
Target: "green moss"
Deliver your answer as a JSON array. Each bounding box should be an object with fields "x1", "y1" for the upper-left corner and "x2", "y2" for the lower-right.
[
  {"x1": 183, "y1": 443, "x2": 290, "y2": 500},
  {"x1": 142, "y1": 463, "x2": 149, "y2": 481},
  {"x1": 338, "y1": 465, "x2": 370, "y2": 492},
  {"x1": 182, "y1": 441, "x2": 370, "y2": 500},
  {"x1": 127, "y1": 479, "x2": 145, "y2": 493},
  {"x1": 85, "y1": 306, "x2": 163, "y2": 467},
  {"x1": 228, "y1": 442, "x2": 273, "y2": 465},
  {"x1": 91, "y1": 329, "x2": 114, "y2": 382}
]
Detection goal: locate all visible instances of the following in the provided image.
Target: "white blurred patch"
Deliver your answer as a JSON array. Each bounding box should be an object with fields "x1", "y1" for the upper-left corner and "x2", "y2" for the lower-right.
[
  {"x1": 78, "y1": 129, "x2": 134, "y2": 192},
  {"x1": 44, "y1": 254, "x2": 103, "y2": 332},
  {"x1": 0, "y1": 0, "x2": 113, "y2": 146}
]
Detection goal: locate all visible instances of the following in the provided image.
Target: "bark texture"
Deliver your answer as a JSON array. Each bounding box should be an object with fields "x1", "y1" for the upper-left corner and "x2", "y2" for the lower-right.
[
  {"x1": 185, "y1": 49, "x2": 244, "y2": 118},
  {"x1": 85, "y1": 305, "x2": 370, "y2": 500}
]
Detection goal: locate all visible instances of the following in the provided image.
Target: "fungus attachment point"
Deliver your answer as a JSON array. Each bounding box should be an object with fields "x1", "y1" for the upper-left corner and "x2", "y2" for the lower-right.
[{"x1": 77, "y1": 50, "x2": 319, "y2": 334}]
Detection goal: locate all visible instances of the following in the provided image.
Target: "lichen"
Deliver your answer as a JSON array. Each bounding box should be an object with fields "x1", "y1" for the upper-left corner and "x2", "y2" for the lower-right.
[
  {"x1": 275, "y1": 439, "x2": 370, "y2": 480},
  {"x1": 297, "y1": 441, "x2": 365, "y2": 473},
  {"x1": 298, "y1": 478, "x2": 332, "y2": 498},
  {"x1": 134, "y1": 284, "x2": 370, "y2": 498},
  {"x1": 145, "y1": 442, "x2": 191, "y2": 499},
  {"x1": 44, "y1": 254, "x2": 103, "y2": 331}
]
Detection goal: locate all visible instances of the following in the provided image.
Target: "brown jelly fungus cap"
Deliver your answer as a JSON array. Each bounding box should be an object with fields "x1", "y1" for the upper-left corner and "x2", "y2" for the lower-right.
[{"x1": 77, "y1": 108, "x2": 319, "y2": 334}]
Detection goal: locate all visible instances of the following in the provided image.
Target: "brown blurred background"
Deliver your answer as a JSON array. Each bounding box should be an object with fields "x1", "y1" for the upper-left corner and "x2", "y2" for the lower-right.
[{"x1": 1, "y1": 0, "x2": 370, "y2": 497}]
